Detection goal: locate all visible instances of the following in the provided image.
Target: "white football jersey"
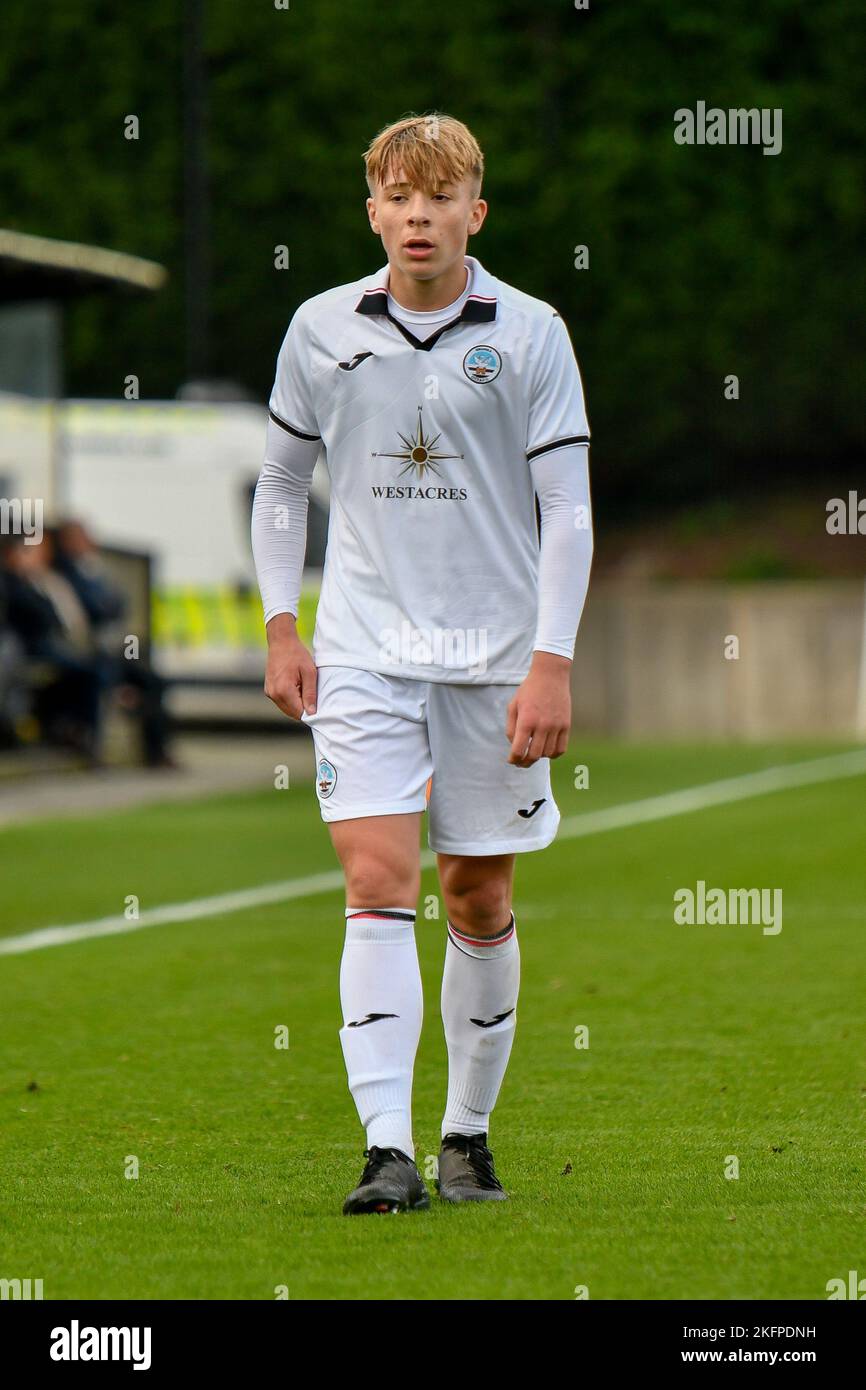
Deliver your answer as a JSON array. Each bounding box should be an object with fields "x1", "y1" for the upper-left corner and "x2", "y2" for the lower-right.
[{"x1": 268, "y1": 254, "x2": 590, "y2": 683}]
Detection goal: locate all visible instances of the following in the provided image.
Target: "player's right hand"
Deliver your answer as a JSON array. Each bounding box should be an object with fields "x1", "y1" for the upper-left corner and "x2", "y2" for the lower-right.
[{"x1": 263, "y1": 621, "x2": 318, "y2": 719}]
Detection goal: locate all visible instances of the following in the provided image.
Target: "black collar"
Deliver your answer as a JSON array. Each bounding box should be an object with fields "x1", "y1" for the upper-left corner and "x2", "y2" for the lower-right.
[
  {"x1": 355, "y1": 286, "x2": 496, "y2": 322},
  {"x1": 354, "y1": 285, "x2": 496, "y2": 351}
]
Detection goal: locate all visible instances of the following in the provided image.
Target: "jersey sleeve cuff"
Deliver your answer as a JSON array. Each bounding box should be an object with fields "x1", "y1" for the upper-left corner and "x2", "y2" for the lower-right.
[
  {"x1": 526, "y1": 435, "x2": 590, "y2": 461},
  {"x1": 263, "y1": 602, "x2": 300, "y2": 625},
  {"x1": 531, "y1": 641, "x2": 575, "y2": 661},
  {"x1": 268, "y1": 408, "x2": 321, "y2": 442}
]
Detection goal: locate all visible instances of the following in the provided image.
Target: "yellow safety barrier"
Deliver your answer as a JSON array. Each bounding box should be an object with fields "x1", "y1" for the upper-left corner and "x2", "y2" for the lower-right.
[{"x1": 152, "y1": 585, "x2": 319, "y2": 647}]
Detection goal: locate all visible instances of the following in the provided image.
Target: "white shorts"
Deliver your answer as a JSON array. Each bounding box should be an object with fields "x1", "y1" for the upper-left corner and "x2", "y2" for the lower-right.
[{"x1": 300, "y1": 665, "x2": 560, "y2": 856}]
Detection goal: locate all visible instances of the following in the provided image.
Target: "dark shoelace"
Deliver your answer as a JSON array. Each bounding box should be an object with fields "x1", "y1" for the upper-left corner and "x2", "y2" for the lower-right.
[
  {"x1": 357, "y1": 1146, "x2": 407, "y2": 1187},
  {"x1": 442, "y1": 1134, "x2": 503, "y2": 1190}
]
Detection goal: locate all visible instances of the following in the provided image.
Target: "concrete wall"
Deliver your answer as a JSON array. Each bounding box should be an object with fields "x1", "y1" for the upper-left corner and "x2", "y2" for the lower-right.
[{"x1": 570, "y1": 581, "x2": 866, "y2": 739}]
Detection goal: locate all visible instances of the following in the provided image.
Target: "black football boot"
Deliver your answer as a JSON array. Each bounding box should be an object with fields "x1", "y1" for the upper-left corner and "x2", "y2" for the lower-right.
[
  {"x1": 342, "y1": 1146, "x2": 430, "y2": 1215},
  {"x1": 436, "y1": 1132, "x2": 508, "y2": 1203}
]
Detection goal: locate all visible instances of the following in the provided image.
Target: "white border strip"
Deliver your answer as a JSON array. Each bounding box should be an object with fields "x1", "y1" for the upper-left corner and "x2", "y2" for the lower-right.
[{"x1": 2, "y1": 749, "x2": 865, "y2": 958}]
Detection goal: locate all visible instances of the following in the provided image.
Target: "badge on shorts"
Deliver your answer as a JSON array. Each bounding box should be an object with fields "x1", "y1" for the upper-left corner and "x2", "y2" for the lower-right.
[
  {"x1": 317, "y1": 758, "x2": 338, "y2": 799},
  {"x1": 462, "y1": 344, "x2": 502, "y2": 383}
]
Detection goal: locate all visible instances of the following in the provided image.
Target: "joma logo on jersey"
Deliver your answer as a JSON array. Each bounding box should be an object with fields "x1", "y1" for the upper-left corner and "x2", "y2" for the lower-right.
[
  {"x1": 372, "y1": 406, "x2": 464, "y2": 481},
  {"x1": 463, "y1": 344, "x2": 501, "y2": 383}
]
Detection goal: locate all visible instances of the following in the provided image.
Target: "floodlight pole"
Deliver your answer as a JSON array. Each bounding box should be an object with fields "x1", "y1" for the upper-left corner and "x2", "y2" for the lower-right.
[{"x1": 183, "y1": 0, "x2": 211, "y2": 381}]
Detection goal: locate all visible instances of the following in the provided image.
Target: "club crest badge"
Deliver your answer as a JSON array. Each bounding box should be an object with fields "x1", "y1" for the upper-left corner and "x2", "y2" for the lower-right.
[
  {"x1": 463, "y1": 344, "x2": 502, "y2": 383},
  {"x1": 317, "y1": 758, "x2": 338, "y2": 799}
]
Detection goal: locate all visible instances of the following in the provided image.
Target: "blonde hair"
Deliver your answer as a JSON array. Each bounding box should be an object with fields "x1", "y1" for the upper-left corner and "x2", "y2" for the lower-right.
[{"x1": 363, "y1": 112, "x2": 484, "y2": 197}]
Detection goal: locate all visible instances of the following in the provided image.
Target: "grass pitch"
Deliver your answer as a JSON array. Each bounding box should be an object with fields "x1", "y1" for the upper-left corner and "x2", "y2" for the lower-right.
[{"x1": 1, "y1": 741, "x2": 864, "y2": 1300}]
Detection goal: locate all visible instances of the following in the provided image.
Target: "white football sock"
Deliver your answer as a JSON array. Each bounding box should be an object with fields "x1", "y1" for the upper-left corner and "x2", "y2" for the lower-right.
[
  {"x1": 440, "y1": 912, "x2": 520, "y2": 1139},
  {"x1": 338, "y1": 908, "x2": 422, "y2": 1159}
]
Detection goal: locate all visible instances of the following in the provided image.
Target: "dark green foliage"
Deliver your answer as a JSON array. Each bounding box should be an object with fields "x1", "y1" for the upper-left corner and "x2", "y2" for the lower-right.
[{"x1": 0, "y1": 0, "x2": 862, "y2": 509}]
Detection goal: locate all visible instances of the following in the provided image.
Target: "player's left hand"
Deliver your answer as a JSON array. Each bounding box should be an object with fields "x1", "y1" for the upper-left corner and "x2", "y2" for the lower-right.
[{"x1": 505, "y1": 651, "x2": 572, "y2": 766}]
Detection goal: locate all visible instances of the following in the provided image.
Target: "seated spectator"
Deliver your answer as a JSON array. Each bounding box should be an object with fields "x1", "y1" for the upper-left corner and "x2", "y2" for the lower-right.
[
  {"x1": 54, "y1": 520, "x2": 177, "y2": 769},
  {"x1": 0, "y1": 621, "x2": 29, "y2": 748},
  {"x1": 0, "y1": 534, "x2": 104, "y2": 763}
]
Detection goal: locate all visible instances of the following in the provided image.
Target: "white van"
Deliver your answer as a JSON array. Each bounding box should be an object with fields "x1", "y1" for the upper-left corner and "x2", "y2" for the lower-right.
[{"x1": 2, "y1": 391, "x2": 329, "y2": 683}]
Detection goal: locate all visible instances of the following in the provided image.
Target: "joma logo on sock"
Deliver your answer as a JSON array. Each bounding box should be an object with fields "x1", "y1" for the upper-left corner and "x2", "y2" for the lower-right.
[
  {"x1": 347, "y1": 1013, "x2": 399, "y2": 1028},
  {"x1": 0, "y1": 1276, "x2": 43, "y2": 1299},
  {"x1": 470, "y1": 1009, "x2": 515, "y2": 1028},
  {"x1": 50, "y1": 1321, "x2": 152, "y2": 1370},
  {"x1": 673, "y1": 881, "x2": 783, "y2": 935}
]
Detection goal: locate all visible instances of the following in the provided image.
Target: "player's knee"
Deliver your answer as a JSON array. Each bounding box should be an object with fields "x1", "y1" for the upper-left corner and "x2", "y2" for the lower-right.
[
  {"x1": 344, "y1": 853, "x2": 418, "y2": 910},
  {"x1": 443, "y1": 878, "x2": 511, "y2": 937}
]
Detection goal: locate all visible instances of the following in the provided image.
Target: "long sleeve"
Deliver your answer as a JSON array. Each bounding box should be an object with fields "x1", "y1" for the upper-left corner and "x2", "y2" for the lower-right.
[
  {"x1": 529, "y1": 442, "x2": 593, "y2": 660},
  {"x1": 251, "y1": 415, "x2": 321, "y2": 623}
]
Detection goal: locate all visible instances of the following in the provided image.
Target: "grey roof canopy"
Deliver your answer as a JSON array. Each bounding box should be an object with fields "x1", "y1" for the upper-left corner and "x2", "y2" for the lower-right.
[{"x1": 0, "y1": 228, "x2": 167, "y2": 304}]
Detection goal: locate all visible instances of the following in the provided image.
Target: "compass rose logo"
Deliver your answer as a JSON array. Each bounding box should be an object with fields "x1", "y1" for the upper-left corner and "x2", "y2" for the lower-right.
[{"x1": 372, "y1": 406, "x2": 464, "y2": 479}]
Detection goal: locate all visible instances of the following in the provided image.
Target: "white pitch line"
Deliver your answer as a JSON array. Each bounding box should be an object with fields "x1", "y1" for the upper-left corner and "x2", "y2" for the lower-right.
[
  {"x1": 2, "y1": 748, "x2": 865, "y2": 958},
  {"x1": 557, "y1": 747, "x2": 866, "y2": 838}
]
